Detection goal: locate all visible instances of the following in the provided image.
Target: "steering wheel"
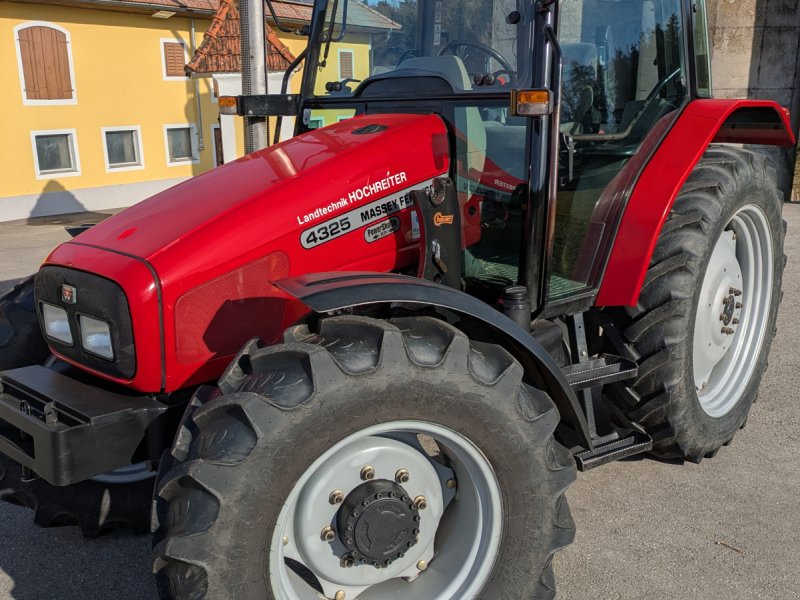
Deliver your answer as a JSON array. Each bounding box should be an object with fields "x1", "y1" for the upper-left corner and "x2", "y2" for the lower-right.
[{"x1": 438, "y1": 40, "x2": 516, "y2": 85}]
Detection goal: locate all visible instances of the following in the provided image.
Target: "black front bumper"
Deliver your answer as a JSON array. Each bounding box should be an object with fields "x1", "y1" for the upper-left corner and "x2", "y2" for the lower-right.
[{"x1": 0, "y1": 366, "x2": 166, "y2": 486}]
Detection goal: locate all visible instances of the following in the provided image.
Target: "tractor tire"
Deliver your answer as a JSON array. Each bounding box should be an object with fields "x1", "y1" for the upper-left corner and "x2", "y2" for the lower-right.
[
  {"x1": 608, "y1": 145, "x2": 784, "y2": 460},
  {"x1": 152, "y1": 315, "x2": 576, "y2": 600},
  {"x1": 0, "y1": 276, "x2": 50, "y2": 370},
  {"x1": 0, "y1": 275, "x2": 153, "y2": 537}
]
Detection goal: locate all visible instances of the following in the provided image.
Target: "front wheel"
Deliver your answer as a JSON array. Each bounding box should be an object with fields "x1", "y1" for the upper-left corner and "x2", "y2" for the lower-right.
[{"x1": 152, "y1": 315, "x2": 576, "y2": 599}]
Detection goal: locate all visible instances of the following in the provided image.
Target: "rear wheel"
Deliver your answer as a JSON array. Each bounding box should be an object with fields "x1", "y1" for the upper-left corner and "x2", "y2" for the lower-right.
[
  {"x1": 608, "y1": 146, "x2": 784, "y2": 460},
  {"x1": 0, "y1": 275, "x2": 152, "y2": 536},
  {"x1": 153, "y1": 315, "x2": 576, "y2": 599}
]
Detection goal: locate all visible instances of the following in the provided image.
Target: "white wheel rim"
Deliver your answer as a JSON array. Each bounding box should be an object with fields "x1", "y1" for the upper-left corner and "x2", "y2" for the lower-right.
[
  {"x1": 269, "y1": 420, "x2": 503, "y2": 600},
  {"x1": 692, "y1": 204, "x2": 774, "y2": 417}
]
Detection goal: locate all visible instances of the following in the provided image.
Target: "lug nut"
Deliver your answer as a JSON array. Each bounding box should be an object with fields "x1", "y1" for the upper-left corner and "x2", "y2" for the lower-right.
[
  {"x1": 719, "y1": 314, "x2": 726, "y2": 321},
  {"x1": 360, "y1": 466, "x2": 375, "y2": 481},
  {"x1": 282, "y1": 536, "x2": 289, "y2": 546},
  {"x1": 417, "y1": 560, "x2": 428, "y2": 571},
  {"x1": 723, "y1": 297, "x2": 731, "y2": 305},
  {"x1": 446, "y1": 478, "x2": 457, "y2": 489},
  {"x1": 729, "y1": 287, "x2": 742, "y2": 297},
  {"x1": 321, "y1": 526, "x2": 336, "y2": 542},
  {"x1": 721, "y1": 327, "x2": 735, "y2": 335},
  {"x1": 412, "y1": 495, "x2": 428, "y2": 510},
  {"x1": 329, "y1": 490, "x2": 344, "y2": 505},
  {"x1": 736, "y1": 302, "x2": 742, "y2": 309},
  {"x1": 334, "y1": 591, "x2": 346, "y2": 600},
  {"x1": 340, "y1": 555, "x2": 355, "y2": 568},
  {"x1": 732, "y1": 318, "x2": 740, "y2": 325},
  {"x1": 395, "y1": 469, "x2": 410, "y2": 484}
]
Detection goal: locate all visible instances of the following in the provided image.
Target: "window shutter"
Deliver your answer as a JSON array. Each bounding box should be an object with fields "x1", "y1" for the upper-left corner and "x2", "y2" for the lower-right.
[
  {"x1": 17, "y1": 26, "x2": 73, "y2": 101},
  {"x1": 17, "y1": 27, "x2": 41, "y2": 99},
  {"x1": 54, "y1": 31, "x2": 72, "y2": 98},
  {"x1": 164, "y1": 42, "x2": 186, "y2": 77},
  {"x1": 339, "y1": 51, "x2": 354, "y2": 80}
]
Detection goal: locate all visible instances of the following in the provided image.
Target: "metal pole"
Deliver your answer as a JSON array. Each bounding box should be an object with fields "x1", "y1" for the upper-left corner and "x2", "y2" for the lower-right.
[
  {"x1": 240, "y1": 0, "x2": 269, "y2": 152},
  {"x1": 190, "y1": 17, "x2": 205, "y2": 152}
]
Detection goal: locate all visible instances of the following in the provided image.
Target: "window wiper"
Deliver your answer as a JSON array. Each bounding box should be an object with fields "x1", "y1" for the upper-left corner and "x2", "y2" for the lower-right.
[
  {"x1": 331, "y1": 0, "x2": 348, "y2": 42},
  {"x1": 320, "y1": 0, "x2": 349, "y2": 67}
]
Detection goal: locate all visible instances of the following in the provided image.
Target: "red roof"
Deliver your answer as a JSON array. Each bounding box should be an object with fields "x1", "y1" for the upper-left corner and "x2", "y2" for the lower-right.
[{"x1": 187, "y1": 0, "x2": 297, "y2": 75}]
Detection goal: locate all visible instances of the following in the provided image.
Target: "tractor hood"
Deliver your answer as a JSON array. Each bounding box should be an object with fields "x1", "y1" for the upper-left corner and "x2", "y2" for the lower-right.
[{"x1": 42, "y1": 113, "x2": 451, "y2": 392}]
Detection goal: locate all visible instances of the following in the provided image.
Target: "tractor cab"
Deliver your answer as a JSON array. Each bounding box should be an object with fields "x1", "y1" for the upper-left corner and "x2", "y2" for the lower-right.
[{"x1": 285, "y1": 0, "x2": 708, "y2": 314}]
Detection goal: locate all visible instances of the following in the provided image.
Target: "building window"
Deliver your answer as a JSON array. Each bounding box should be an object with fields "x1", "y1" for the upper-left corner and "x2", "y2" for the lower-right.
[
  {"x1": 102, "y1": 126, "x2": 143, "y2": 172},
  {"x1": 161, "y1": 39, "x2": 187, "y2": 79},
  {"x1": 338, "y1": 49, "x2": 354, "y2": 80},
  {"x1": 14, "y1": 22, "x2": 77, "y2": 105},
  {"x1": 164, "y1": 124, "x2": 199, "y2": 165},
  {"x1": 31, "y1": 129, "x2": 81, "y2": 179},
  {"x1": 308, "y1": 118, "x2": 324, "y2": 129},
  {"x1": 211, "y1": 124, "x2": 223, "y2": 166}
]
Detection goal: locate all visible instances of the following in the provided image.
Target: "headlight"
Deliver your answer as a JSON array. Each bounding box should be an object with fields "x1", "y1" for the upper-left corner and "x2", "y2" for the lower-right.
[
  {"x1": 79, "y1": 315, "x2": 114, "y2": 360},
  {"x1": 41, "y1": 303, "x2": 73, "y2": 345}
]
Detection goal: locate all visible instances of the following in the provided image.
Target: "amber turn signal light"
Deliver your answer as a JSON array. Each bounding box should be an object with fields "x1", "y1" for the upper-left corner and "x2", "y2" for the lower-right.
[
  {"x1": 511, "y1": 89, "x2": 553, "y2": 116},
  {"x1": 218, "y1": 96, "x2": 239, "y2": 116}
]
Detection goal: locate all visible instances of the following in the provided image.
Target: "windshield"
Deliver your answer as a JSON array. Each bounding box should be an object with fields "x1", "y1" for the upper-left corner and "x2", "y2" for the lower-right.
[{"x1": 310, "y1": 0, "x2": 531, "y2": 97}]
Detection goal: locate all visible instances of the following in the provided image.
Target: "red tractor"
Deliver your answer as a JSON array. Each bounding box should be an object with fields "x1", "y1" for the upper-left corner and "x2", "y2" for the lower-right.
[{"x1": 0, "y1": 0, "x2": 794, "y2": 598}]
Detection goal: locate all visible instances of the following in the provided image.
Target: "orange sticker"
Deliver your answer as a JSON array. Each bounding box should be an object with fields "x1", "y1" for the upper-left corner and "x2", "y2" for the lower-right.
[{"x1": 433, "y1": 212, "x2": 454, "y2": 226}]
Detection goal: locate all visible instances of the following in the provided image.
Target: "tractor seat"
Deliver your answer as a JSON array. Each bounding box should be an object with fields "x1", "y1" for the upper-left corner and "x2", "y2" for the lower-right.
[{"x1": 395, "y1": 56, "x2": 487, "y2": 179}]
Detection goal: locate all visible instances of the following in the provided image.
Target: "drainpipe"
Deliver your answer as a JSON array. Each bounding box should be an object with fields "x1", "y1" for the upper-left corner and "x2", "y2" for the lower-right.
[
  {"x1": 241, "y1": 0, "x2": 269, "y2": 152},
  {"x1": 190, "y1": 17, "x2": 205, "y2": 151}
]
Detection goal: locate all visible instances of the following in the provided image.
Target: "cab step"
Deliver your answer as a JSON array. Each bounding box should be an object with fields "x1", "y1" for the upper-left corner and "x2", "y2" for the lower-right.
[
  {"x1": 573, "y1": 428, "x2": 652, "y2": 471},
  {"x1": 561, "y1": 354, "x2": 638, "y2": 390}
]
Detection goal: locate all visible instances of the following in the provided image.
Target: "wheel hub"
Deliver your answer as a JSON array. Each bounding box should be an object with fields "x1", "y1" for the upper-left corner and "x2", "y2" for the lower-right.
[
  {"x1": 337, "y1": 479, "x2": 420, "y2": 568},
  {"x1": 720, "y1": 293, "x2": 736, "y2": 326}
]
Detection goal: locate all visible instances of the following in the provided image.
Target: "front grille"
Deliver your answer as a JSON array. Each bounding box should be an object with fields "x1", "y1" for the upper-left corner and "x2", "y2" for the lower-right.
[{"x1": 34, "y1": 266, "x2": 136, "y2": 379}]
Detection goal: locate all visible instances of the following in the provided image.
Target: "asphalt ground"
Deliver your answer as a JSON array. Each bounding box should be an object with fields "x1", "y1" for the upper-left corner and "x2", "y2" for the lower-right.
[{"x1": 0, "y1": 205, "x2": 798, "y2": 599}]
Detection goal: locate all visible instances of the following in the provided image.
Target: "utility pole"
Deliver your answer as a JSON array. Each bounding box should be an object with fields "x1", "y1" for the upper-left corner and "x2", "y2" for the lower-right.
[{"x1": 240, "y1": 0, "x2": 269, "y2": 152}]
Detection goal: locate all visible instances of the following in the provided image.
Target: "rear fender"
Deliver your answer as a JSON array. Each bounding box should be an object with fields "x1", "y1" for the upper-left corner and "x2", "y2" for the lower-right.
[
  {"x1": 596, "y1": 99, "x2": 794, "y2": 307},
  {"x1": 276, "y1": 272, "x2": 593, "y2": 448}
]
